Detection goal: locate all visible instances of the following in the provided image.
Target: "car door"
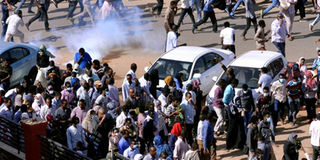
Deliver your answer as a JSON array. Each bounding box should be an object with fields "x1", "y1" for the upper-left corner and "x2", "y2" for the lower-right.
[
  {"x1": 193, "y1": 53, "x2": 224, "y2": 95},
  {"x1": 6, "y1": 47, "x2": 31, "y2": 86},
  {"x1": 192, "y1": 56, "x2": 207, "y2": 92},
  {"x1": 268, "y1": 58, "x2": 285, "y2": 83},
  {"x1": 203, "y1": 53, "x2": 225, "y2": 95}
]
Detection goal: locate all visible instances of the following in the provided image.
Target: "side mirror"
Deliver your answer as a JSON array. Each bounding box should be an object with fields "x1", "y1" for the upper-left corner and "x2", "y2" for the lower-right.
[
  {"x1": 193, "y1": 73, "x2": 201, "y2": 79},
  {"x1": 144, "y1": 66, "x2": 149, "y2": 72},
  {"x1": 212, "y1": 76, "x2": 218, "y2": 82}
]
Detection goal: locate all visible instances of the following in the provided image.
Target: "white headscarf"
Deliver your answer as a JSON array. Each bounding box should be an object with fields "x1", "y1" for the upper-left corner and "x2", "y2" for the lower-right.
[
  {"x1": 82, "y1": 109, "x2": 95, "y2": 134},
  {"x1": 32, "y1": 93, "x2": 45, "y2": 116}
]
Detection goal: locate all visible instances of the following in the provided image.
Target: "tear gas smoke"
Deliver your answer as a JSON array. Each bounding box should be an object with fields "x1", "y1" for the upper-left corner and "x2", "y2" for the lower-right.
[{"x1": 56, "y1": 6, "x2": 165, "y2": 61}]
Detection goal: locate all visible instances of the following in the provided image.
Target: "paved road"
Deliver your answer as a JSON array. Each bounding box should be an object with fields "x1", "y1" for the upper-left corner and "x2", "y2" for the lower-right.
[{"x1": 1, "y1": 0, "x2": 320, "y2": 159}]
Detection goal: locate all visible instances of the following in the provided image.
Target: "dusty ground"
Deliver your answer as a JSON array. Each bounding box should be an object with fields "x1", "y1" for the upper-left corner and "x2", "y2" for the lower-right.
[{"x1": 1, "y1": 0, "x2": 320, "y2": 159}]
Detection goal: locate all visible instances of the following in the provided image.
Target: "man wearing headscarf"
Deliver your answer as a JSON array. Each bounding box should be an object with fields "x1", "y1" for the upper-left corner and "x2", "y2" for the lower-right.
[{"x1": 283, "y1": 132, "x2": 300, "y2": 160}]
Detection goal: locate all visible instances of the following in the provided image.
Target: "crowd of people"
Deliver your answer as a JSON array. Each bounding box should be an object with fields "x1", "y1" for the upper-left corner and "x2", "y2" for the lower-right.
[
  {"x1": 0, "y1": 45, "x2": 319, "y2": 160},
  {"x1": 1, "y1": 0, "x2": 320, "y2": 159},
  {"x1": 164, "y1": 0, "x2": 319, "y2": 56}
]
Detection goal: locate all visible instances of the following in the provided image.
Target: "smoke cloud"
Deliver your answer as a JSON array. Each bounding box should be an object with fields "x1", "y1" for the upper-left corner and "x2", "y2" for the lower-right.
[{"x1": 54, "y1": 6, "x2": 165, "y2": 61}]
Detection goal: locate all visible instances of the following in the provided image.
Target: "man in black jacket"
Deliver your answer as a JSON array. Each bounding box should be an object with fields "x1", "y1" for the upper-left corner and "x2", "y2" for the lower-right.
[
  {"x1": 236, "y1": 84, "x2": 255, "y2": 135},
  {"x1": 283, "y1": 132, "x2": 300, "y2": 160},
  {"x1": 95, "y1": 108, "x2": 115, "y2": 159},
  {"x1": 37, "y1": 49, "x2": 49, "y2": 68}
]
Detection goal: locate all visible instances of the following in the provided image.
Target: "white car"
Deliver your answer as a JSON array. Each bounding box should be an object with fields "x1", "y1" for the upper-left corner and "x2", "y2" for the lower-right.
[
  {"x1": 206, "y1": 50, "x2": 287, "y2": 106},
  {"x1": 143, "y1": 46, "x2": 235, "y2": 95}
]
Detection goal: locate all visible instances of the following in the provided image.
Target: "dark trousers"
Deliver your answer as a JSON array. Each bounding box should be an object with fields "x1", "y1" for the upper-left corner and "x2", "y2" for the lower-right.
[
  {"x1": 138, "y1": 137, "x2": 146, "y2": 155},
  {"x1": 242, "y1": 17, "x2": 257, "y2": 36},
  {"x1": 1, "y1": 3, "x2": 9, "y2": 39},
  {"x1": 273, "y1": 42, "x2": 285, "y2": 57},
  {"x1": 28, "y1": 5, "x2": 49, "y2": 30},
  {"x1": 243, "y1": 111, "x2": 251, "y2": 135},
  {"x1": 177, "y1": 7, "x2": 196, "y2": 27},
  {"x1": 194, "y1": 11, "x2": 217, "y2": 31},
  {"x1": 305, "y1": 98, "x2": 316, "y2": 121},
  {"x1": 222, "y1": 45, "x2": 236, "y2": 54},
  {"x1": 186, "y1": 124, "x2": 194, "y2": 145},
  {"x1": 273, "y1": 99, "x2": 286, "y2": 127},
  {"x1": 152, "y1": 0, "x2": 163, "y2": 15},
  {"x1": 313, "y1": 145, "x2": 320, "y2": 160},
  {"x1": 295, "y1": 0, "x2": 305, "y2": 19},
  {"x1": 67, "y1": 1, "x2": 78, "y2": 18}
]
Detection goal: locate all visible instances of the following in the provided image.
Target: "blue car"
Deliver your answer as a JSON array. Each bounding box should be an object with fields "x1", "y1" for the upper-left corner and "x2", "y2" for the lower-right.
[{"x1": 0, "y1": 42, "x2": 38, "y2": 87}]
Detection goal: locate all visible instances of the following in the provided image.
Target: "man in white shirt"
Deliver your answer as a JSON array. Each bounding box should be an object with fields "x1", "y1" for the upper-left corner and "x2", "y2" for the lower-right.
[
  {"x1": 280, "y1": 0, "x2": 297, "y2": 37},
  {"x1": 181, "y1": 92, "x2": 196, "y2": 145},
  {"x1": 0, "y1": 98, "x2": 13, "y2": 120},
  {"x1": 176, "y1": 0, "x2": 196, "y2": 28},
  {"x1": 123, "y1": 140, "x2": 140, "y2": 160},
  {"x1": 139, "y1": 73, "x2": 154, "y2": 100},
  {"x1": 124, "y1": 63, "x2": 137, "y2": 82},
  {"x1": 122, "y1": 74, "x2": 135, "y2": 102},
  {"x1": 309, "y1": 112, "x2": 320, "y2": 160},
  {"x1": 116, "y1": 108, "x2": 130, "y2": 128},
  {"x1": 166, "y1": 28, "x2": 178, "y2": 52},
  {"x1": 173, "y1": 130, "x2": 190, "y2": 160},
  {"x1": 271, "y1": 73, "x2": 287, "y2": 126},
  {"x1": 66, "y1": 117, "x2": 87, "y2": 150},
  {"x1": 4, "y1": 10, "x2": 24, "y2": 43},
  {"x1": 220, "y1": 22, "x2": 236, "y2": 54},
  {"x1": 271, "y1": 13, "x2": 292, "y2": 57},
  {"x1": 5, "y1": 86, "x2": 21, "y2": 103},
  {"x1": 258, "y1": 67, "x2": 272, "y2": 93},
  {"x1": 79, "y1": 70, "x2": 100, "y2": 83},
  {"x1": 40, "y1": 97, "x2": 53, "y2": 120}
]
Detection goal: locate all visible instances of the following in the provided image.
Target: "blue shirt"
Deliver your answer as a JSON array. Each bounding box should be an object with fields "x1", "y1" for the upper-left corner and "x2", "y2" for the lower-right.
[
  {"x1": 203, "y1": 0, "x2": 215, "y2": 12},
  {"x1": 202, "y1": 120, "x2": 214, "y2": 150},
  {"x1": 74, "y1": 52, "x2": 92, "y2": 69},
  {"x1": 118, "y1": 137, "x2": 130, "y2": 154},
  {"x1": 312, "y1": 58, "x2": 320, "y2": 76},
  {"x1": 13, "y1": 109, "x2": 22, "y2": 123},
  {"x1": 222, "y1": 84, "x2": 235, "y2": 105},
  {"x1": 0, "y1": 106, "x2": 13, "y2": 120},
  {"x1": 180, "y1": 101, "x2": 195, "y2": 124},
  {"x1": 173, "y1": 78, "x2": 184, "y2": 92}
]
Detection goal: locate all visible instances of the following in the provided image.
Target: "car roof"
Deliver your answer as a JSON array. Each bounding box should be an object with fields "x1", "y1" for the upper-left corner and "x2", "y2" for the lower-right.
[
  {"x1": 160, "y1": 46, "x2": 223, "y2": 62},
  {"x1": 0, "y1": 42, "x2": 18, "y2": 54},
  {"x1": 230, "y1": 50, "x2": 283, "y2": 68},
  {"x1": 0, "y1": 42, "x2": 37, "y2": 54}
]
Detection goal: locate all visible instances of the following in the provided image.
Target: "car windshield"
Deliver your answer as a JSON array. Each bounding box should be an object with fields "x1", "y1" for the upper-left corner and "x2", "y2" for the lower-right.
[
  {"x1": 220, "y1": 66, "x2": 260, "y2": 88},
  {"x1": 148, "y1": 58, "x2": 193, "y2": 81}
]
